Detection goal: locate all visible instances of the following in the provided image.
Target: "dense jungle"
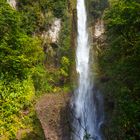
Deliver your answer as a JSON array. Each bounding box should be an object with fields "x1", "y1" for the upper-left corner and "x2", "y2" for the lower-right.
[{"x1": 0, "y1": 0, "x2": 140, "y2": 140}]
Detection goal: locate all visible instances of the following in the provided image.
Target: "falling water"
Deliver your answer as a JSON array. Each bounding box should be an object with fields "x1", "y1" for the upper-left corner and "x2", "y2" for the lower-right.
[{"x1": 71, "y1": 0, "x2": 104, "y2": 140}]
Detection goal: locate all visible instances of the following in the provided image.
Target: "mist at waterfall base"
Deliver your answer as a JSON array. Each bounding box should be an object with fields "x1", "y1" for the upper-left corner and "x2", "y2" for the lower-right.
[{"x1": 71, "y1": 0, "x2": 104, "y2": 140}]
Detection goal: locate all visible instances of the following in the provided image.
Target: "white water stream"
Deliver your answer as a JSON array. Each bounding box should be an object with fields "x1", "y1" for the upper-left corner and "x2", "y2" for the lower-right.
[{"x1": 71, "y1": 0, "x2": 104, "y2": 140}]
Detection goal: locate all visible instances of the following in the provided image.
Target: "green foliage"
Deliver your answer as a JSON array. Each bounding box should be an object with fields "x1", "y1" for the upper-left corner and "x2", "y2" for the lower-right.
[
  {"x1": 58, "y1": 14, "x2": 72, "y2": 85},
  {"x1": 17, "y1": 0, "x2": 68, "y2": 34},
  {"x1": 0, "y1": 1, "x2": 45, "y2": 139},
  {"x1": 60, "y1": 56, "x2": 70, "y2": 79},
  {"x1": 31, "y1": 65, "x2": 53, "y2": 94},
  {"x1": 83, "y1": 133, "x2": 91, "y2": 140},
  {"x1": 47, "y1": 0, "x2": 67, "y2": 18},
  {"x1": 88, "y1": 0, "x2": 108, "y2": 20},
  {"x1": 0, "y1": 0, "x2": 72, "y2": 139},
  {"x1": 17, "y1": 0, "x2": 53, "y2": 34},
  {"x1": 58, "y1": 15, "x2": 71, "y2": 56},
  {"x1": 0, "y1": 78, "x2": 34, "y2": 139},
  {"x1": 98, "y1": 0, "x2": 140, "y2": 139},
  {"x1": 0, "y1": 2, "x2": 43, "y2": 79}
]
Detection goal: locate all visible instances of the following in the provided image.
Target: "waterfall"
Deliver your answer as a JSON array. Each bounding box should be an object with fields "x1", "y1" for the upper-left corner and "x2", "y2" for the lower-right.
[{"x1": 71, "y1": 0, "x2": 104, "y2": 140}]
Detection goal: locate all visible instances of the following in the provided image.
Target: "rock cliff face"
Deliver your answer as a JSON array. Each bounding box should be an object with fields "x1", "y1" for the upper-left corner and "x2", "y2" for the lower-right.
[
  {"x1": 48, "y1": 19, "x2": 61, "y2": 43},
  {"x1": 93, "y1": 18, "x2": 106, "y2": 57},
  {"x1": 7, "y1": 0, "x2": 16, "y2": 9},
  {"x1": 41, "y1": 18, "x2": 61, "y2": 44},
  {"x1": 94, "y1": 19, "x2": 104, "y2": 38},
  {"x1": 41, "y1": 18, "x2": 61, "y2": 67}
]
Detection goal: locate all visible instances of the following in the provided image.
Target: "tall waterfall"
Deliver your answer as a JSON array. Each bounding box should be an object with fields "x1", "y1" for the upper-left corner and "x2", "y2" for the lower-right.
[{"x1": 71, "y1": 0, "x2": 104, "y2": 140}]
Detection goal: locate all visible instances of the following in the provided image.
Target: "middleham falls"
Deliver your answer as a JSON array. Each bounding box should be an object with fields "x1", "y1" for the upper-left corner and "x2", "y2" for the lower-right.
[{"x1": 0, "y1": 0, "x2": 140, "y2": 140}]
